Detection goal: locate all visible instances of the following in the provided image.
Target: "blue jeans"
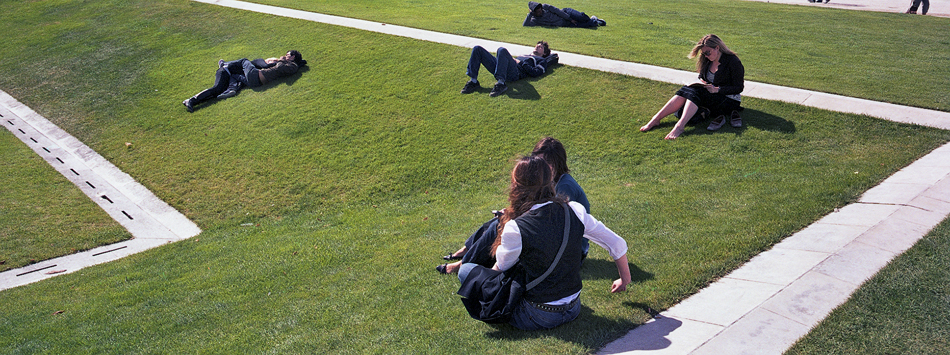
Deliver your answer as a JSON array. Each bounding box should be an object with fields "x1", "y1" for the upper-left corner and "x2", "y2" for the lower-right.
[
  {"x1": 466, "y1": 46, "x2": 524, "y2": 84},
  {"x1": 564, "y1": 8, "x2": 598, "y2": 28},
  {"x1": 509, "y1": 298, "x2": 581, "y2": 330}
]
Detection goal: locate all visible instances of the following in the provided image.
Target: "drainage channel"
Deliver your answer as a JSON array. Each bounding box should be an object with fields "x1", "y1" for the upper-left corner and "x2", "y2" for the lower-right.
[{"x1": 0, "y1": 90, "x2": 201, "y2": 291}]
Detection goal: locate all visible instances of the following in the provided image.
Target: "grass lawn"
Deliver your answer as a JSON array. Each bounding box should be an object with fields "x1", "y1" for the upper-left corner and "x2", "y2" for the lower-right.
[
  {"x1": 0, "y1": 0, "x2": 948, "y2": 353},
  {"x1": 0, "y1": 131, "x2": 131, "y2": 272},
  {"x1": 250, "y1": 0, "x2": 950, "y2": 111},
  {"x1": 787, "y1": 217, "x2": 950, "y2": 355}
]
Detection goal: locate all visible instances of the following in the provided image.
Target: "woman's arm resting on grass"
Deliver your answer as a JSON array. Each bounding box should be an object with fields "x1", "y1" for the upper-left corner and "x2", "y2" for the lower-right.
[{"x1": 611, "y1": 254, "x2": 632, "y2": 293}]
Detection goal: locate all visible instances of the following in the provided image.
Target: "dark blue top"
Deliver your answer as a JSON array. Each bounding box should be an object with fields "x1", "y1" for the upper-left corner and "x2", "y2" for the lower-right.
[{"x1": 556, "y1": 173, "x2": 590, "y2": 214}]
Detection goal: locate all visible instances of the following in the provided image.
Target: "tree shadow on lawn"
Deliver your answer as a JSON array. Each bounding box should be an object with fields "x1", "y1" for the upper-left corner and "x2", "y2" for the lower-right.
[{"x1": 650, "y1": 108, "x2": 797, "y2": 138}]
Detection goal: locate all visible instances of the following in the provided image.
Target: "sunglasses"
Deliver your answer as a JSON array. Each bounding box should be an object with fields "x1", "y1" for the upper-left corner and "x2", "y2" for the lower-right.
[{"x1": 702, "y1": 48, "x2": 716, "y2": 56}]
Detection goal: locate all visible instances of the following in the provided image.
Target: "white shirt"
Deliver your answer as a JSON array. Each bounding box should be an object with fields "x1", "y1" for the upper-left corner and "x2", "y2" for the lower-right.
[{"x1": 492, "y1": 201, "x2": 629, "y2": 272}]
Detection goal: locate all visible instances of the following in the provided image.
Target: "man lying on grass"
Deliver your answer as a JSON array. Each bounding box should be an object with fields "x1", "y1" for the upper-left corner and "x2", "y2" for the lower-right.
[
  {"x1": 460, "y1": 41, "x2": 559, "y2": 97},
  {"x1": 183, "y1": 50, "x2": 307, "y2": 113},
  {"x1": 523, "y1": 2, "x2": 606, "y2": 27}
]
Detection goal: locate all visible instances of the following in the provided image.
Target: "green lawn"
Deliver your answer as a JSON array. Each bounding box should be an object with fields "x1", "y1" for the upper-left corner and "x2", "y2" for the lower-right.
[
  {"x1": 0, "y1": 131, "x2": 131, "y2": 272},
  {"x1": 251, "y1": 0, "x2": 950, "y2": 111},
  {"x1": 787, "y1": 218, "x2": 950, "y2": 355},
  {"x1": 0, "y1": 0, "x2": 948, "y2": 353}
]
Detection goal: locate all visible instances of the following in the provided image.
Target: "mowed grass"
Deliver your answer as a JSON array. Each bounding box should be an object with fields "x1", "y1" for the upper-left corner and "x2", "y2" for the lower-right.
[
  {"x1": 787, "y1": 219, "x2": 950, "y2": 355},
  {"x1": 0, "y1": 131, "x2": 131, "y2": 272},
  {"x1": 252, "y1": 0, "x2": 950, "y2": 111},
  {"x1": 0, "y1": 0, "x2": 948, "y2": 353}
]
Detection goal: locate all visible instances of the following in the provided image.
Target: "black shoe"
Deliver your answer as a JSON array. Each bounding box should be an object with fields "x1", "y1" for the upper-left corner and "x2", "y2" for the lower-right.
[
  {"x1": 182, "y1": 99, "x2": 195, "y2": 113},
  {"x1": 489, "y1": 82, "x2": 508, "y2": 97},
  {"x1": 460, "y1": 81, "x2": 479, "y2": 94},
  {"x1": 435, "y1": 264, "x2": 449, "y2": 274}
]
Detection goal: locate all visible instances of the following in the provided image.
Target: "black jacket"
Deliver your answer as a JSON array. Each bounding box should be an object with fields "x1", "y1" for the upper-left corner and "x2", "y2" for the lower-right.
[{"x1": 699, "y1": 53, "x2": 744, "y2": 96}]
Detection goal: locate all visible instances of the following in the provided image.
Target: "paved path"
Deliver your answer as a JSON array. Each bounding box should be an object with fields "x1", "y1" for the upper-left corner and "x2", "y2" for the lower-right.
[
  {"x1": 744, "y1": 0, "x2": 950, "y2": 17},
  {"x1": 2, "y1": 0, "x2": 947, "y2": 353},
  {"x1": 187, "y1": 1, "x2": 950, "y2": 353},
  {"x1": 0, "y1": 91, "x2": 201, "y2": 291}
]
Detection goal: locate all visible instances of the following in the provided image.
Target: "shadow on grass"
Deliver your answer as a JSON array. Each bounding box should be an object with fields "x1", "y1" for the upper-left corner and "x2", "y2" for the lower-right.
[
  {"x1": 501, "y1": 64, "x2": 562, "y2": 100},
  {"x1": 651, "y1": 108, "x2": 796, "y2": 138},
  {"x1": 581, "y1": 258, "x2": 654, "y2": 284},
  {"x1": 482, "y1": 305, "x2": 639, "y2": 350},
  {"x1": 468, "y1": 260, "x2": 653, "y2": 349},
  {"x1": 190, "y1": 66, "x2": 312, "y2": 112}
]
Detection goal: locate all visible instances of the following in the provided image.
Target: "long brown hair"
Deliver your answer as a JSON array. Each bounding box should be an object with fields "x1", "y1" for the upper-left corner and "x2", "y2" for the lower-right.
[
  {"x1": 687, "y1": 34, "x2": 737, "y2": 73},
  {"x1": 491, "y1": 155, "x2": 562, "y2": 256},
  {"x1": 531, "y1": 136, "x2": 569, "y2": 183}
]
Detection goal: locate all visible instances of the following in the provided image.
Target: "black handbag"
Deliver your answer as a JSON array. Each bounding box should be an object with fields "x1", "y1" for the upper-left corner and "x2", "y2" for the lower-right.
[{"x1": 457, "y1": 203, "x2": 572, "y2": 323}]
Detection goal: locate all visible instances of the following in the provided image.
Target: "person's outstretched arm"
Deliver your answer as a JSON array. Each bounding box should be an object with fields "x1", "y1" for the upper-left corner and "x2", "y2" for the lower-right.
[
  {"x1": 611, "y1": 254, "x2": 632, "y2": 293},
  {"x1": 523, "y1": 12, "x2": 534, "y2": 26}
]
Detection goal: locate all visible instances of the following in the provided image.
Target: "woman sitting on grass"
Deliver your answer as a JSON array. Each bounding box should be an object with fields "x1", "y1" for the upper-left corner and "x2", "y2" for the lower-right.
[
  {"x1": 640, "y1": 34, "x2": 745, "y2": 139},
  {"x1": 182, "y1": 50, "x2": 307, "y2": 113},
  {"x1": 438, "y1": 137, "x2": 591, "y2": 272},
  {"x1": 452, "y1": 155, "x2": 630, "y2": 330}
]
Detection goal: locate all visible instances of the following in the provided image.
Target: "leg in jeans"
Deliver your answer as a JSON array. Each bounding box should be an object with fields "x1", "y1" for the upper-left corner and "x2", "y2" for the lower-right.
[
  {"x1": 493, "y1": 47, "x2": 523, "y2": 84},
  {"x1": 466, "y1": 45, "x2": 497, "y2": 83},
  {"x1": 191, "y1": 67, "x2": 231, "y2": 103},
  {"x1": 508, "y1": 299, "x2": 582, "y2": 330},
  {"x1": 563, "y1": 8, "x2": 597, "y2": 27}
]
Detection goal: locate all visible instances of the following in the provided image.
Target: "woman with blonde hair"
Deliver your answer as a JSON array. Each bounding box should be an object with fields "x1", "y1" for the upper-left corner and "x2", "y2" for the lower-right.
[{"x1": 640, "y1": 34, "x2": 745, "y2": 139}]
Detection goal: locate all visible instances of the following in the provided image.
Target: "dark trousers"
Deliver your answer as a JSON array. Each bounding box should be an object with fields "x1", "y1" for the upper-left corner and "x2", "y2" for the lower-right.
[
  {"x1": 192, "y1": 67, "x2": 231, "y2": 103},
  {"x1": 461, "y1": 217, "x2": 501, "y2": 267}
]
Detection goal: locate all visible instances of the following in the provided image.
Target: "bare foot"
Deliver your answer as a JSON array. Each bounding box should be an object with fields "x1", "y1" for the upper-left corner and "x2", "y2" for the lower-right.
[
  {"x1": 640, "y1": 121, "x2": 659, "y2": 132},
  {"x1": 664, "y1": 127, "x2": 684, "y2": 140},
  {"x1": 445, "y1": 261, "x2": 461, "y2": 274}
]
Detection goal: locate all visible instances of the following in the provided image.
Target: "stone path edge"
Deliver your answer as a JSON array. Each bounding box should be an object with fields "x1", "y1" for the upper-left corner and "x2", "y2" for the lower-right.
[{"x1": 0, "y1": 90, "x2": 201, "y2": 291}]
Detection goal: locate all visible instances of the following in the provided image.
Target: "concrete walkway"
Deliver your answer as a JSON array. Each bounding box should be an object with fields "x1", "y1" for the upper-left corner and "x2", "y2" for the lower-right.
[
  {"x1": 744, "y1": 0, "x2": 950, "y2": 18},
  {"x1": 187, "y1": 1, "x2": 950, "y2": 353},
  {"x1": 1, "y1": 0, "x2": 946, "y2": 352},
  {"x1": 0, "y1": 91, "x2": 201, "y2": 291}
]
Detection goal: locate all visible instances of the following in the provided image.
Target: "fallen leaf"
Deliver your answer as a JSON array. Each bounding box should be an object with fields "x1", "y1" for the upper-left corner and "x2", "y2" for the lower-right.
[
  {"x1": 46, "y1": 269, "x2": 66, "y2": 274},
  {"x1": 52, "y1": 310, "x2": 65, "y2": 315}
]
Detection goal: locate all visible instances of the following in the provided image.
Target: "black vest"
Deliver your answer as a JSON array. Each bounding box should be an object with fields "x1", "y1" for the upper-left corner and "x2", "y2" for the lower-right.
[{"x1": 516, "y1": 203, "x2": 586, "y2": 303}]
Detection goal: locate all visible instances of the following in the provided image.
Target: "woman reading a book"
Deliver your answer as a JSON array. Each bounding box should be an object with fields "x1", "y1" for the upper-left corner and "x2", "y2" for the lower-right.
[{"x1": 639, "y1": 34, "x2": 745, "y2": 140}]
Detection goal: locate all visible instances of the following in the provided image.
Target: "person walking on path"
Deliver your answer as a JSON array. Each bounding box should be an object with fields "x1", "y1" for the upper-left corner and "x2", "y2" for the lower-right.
[{"x1": 906, "y1": 0, "x2": 930, "y2": 14}]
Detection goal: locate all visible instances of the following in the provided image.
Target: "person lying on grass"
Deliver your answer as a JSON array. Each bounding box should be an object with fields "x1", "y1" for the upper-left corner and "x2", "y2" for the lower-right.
[
  {"x1": 639, "y1": 34, "x2": 745, "y2": 140},
  {"x1": 523, "y1": 2, "x2": 606, "y2": 27},
  {"x1": 182, "y1": 50, "x2": 307, "y2": 113},
  {"x1": 460, "y1": 41, "x2": 558, "y2": 97},
  {"x1": 450, "y1": 155, "x2": 630, "y2": 330},
  {"x1": 438, "y1": 137, "x2": 592, "y2": 273}
]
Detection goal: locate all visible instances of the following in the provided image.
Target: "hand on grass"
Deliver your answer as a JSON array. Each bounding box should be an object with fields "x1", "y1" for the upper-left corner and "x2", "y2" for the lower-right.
[{"x1": 610, "y1": 278, "x2": 628, "y2": 293}]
